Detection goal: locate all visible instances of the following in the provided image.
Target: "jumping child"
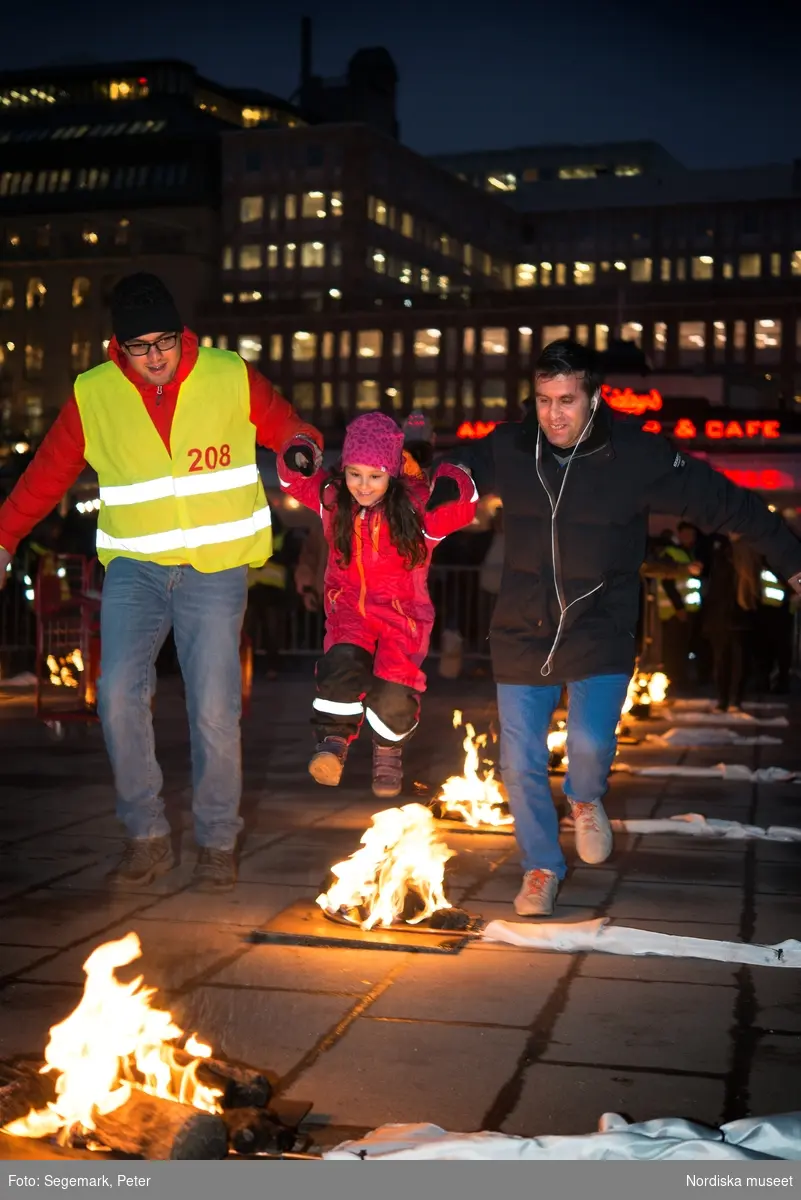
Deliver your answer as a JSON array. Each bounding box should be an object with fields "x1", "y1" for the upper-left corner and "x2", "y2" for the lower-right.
[{"x1": 279, "y1": 412, "x2": 478, "y2": 798}]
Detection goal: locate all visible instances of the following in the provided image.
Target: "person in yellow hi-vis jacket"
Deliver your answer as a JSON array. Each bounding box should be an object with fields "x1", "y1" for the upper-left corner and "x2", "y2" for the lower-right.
[{"x1": 0, "y1": 273, "x2": 322, "y2": 892}]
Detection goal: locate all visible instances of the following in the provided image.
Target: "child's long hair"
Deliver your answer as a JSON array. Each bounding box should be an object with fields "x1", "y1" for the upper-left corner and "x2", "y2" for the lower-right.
[{"x1": 322, "y1": 468, "x2": 427, "y2": 570}]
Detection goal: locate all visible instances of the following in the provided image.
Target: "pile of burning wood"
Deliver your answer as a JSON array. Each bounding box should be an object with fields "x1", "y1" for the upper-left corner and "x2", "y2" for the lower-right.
[{"x1": 0, "y1": 933, "x2": 298, "y2": 1160}]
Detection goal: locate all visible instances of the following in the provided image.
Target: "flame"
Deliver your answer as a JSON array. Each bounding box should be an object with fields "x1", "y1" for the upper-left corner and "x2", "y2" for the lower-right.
[
  {"x1": 2, "y1": 932, "x2": 222, "y2": 1143},
  {"x1": 317, "y1": 803, "x2": 455, "y2": 930},
  {"x1": 621, "y1": 670, "x2": 669, "y2": 715},
  {"x1": 435, "y1": 712, "x2": 513, "y2": 828},
  {"x1": 46, "y1": 649, "x2": 84, "y2": 690}
]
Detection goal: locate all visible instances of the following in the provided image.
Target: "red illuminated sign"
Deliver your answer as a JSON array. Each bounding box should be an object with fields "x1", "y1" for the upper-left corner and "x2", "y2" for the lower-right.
[
  {"x1": 706, "y1": 419, "x2": 780, "y2": 440},
  {"x1": 720, "y1": 468, "x2": 794, "y2": 491},
  {"x1": 601, "y1": 385, "x2": 663, "y2": 416},
  {"x1": 457, "y1": 421, "x2": 498, "y2": 439},
  {"x1": 642, "y1": 418, "x2": 782, "y2": 441}
]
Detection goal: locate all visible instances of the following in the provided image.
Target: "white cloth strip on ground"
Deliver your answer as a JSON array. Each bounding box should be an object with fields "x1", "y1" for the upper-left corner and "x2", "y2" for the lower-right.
[
  {"x1": 624, "y1": 763, "x2": 797, "y2": 782},
  {"x1": 481, "y1": 918, "x2": 801, "y2": 967},
  {"x1": 324, "y1": 1111, "x2": 801, "y2": 1160},
  {"x1": 96, "y1": 506, "x2": 271, "y2": 555},
  {"x1": 646, "y1": 728, "x2": 783, "y2": 747},
  {"x1": 670, "y1": 712, "x2": 789, "y2": 727},
  {"x1": 561, "y1": 812, "x2": 801, "y2": 842},
  {"x1": 312, "y1": 698, "x2": 364, "y2": 716},
  {"x1": 100, "y1": 464, "x2": 259, "y2": 507}
]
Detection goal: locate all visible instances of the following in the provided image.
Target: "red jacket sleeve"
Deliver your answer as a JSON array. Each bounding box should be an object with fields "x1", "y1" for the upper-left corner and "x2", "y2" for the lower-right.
[
  {"x1": 247, "y1": 365, "x2": 322, "y2": 452},
  {"x1": 423, "y1": 463, "x2": 479, "y2": 544},
  {"x1": 277, "y1": 456, "x2": 331, "y2": 515},
  {"x1": 0, "y1": 396, "x2": 87, "y2": 554}
]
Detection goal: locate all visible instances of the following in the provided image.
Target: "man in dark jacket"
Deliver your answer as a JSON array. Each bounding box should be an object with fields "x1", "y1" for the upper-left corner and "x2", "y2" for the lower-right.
[{"x1": 455, "y1": 340, "x2": 801, "y2": 917}]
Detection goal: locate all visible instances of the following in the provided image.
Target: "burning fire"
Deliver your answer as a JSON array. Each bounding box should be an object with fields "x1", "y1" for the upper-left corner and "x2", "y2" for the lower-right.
[
  {"x1": 317, "y1": 803, "x2": 455, "y2": 930},
  {"x1": 47, "y1": 648, "x2": 84, "y2": 689},
  {"x1": 2, "y1": 932, "x2": 222, "y2": 1144},
  {"x1": 621, "y1": 670, "x2": 669, "y2": 716},
  {"x1": 434, "y1": 711, "x2": 513, "y2": 828}
]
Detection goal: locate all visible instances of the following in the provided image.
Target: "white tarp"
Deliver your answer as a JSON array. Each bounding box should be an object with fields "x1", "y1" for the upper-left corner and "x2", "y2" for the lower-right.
[
  {"x1": 0, "y1": 672, "x2": 37, "y2": 689},
  {"x1": 561, "y1": 812, "x2": 801, "y2": 842},
  {"x1": 623, "y1": 764, "x2": 796, "y2": 782},
  {"x1": 670, "y1": 712, "x2": 789, "y2": 727},
  {"x1": 480, "y1": 918, "x2": 801, "y2": 968},
  {"x1": 325, "y1": 1111, "x2": 801, "y2": 1161},
  {"x1": 669, "y1": 699, "x2": 787, "y2": 713},
  {"x1": 646, "y1": 727, "x2": 783, "y2": 747}
]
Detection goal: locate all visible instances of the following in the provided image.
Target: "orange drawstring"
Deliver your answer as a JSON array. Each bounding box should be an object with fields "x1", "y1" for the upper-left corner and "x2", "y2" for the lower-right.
[{"x1": 355, "y1": 511, "x2": 367, "y2": 617}]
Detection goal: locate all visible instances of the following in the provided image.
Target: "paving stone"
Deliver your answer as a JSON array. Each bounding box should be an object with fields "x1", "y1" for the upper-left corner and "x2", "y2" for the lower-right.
[
  {"x1": 752, "y1": 895, "x2": 801, "y2": 947},
  {"x1": 747, "y1": 1034, "x2": 801, "y2": 1115},
  {"x1": 237, "y1": 832, "x2": 364, "y2": 886},
  {"x1": 752, "y1": 973, "x2": 801, "y2": 1033},
  {"x1": 0, "y1": 944, "x2": 56, "y2": 980},
  {"x1": 210, "y1": 942, "x2": 403, "y2": 994},
  {"x1": 20, "y1": 918, "x2": 247, "y2": 991},
  {"x1": 619, "y1": 848, "x2": 746, "y2": 887},
  {"x1": 501, "y1": 1062, "x2": 727, "y2": 1136},
  {"x1": 606, "y1": 881, "x2": 743, "y2": 924},
  {"x1": 368, "y1": 947, "x2": 569, "y2": 1025},
  {"x1": 282, "y1": 1018, "x2": 529, "y2": 1130},
  {"x1": 137, "y1": 881, "x2": 297, "y2": 927},
  {"x1": 542, "y1": 977, "x2": 735, "y2": 1074},
  {"x1": 0, "y1": 982, "x2": 84, "y2": 1059},
  {"x1": 171, "y1": 986, "x2": 356, "y2": 1078},
  {"x1": 0, "y1": 888, "x2": 153, "y2": 946}
]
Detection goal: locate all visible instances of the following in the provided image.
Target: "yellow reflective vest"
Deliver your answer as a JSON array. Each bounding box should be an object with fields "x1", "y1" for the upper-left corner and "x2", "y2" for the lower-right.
[
  {"x1": 74, "y1": 348, "x2": 272, "y2": 572},
  {"x1": 248, "y1": 530, "x2": 287, "y2": 589},
  {"x1": 760, "y1": 569, "x2": 786, "y2": 607},
  {"x1": 657, "y1": 544, "x2": 698, "y2": 619}
]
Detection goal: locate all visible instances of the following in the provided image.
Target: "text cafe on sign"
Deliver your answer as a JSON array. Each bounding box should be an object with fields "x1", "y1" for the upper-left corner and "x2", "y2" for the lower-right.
[{"x1": 598, "y1": 386, "x2": 782, "y2": 443}]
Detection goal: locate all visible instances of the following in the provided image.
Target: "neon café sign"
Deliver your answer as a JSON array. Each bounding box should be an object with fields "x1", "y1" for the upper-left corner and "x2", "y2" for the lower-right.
[{"x1": 455, "y1": 387, "x2": 782, "y2": 443}]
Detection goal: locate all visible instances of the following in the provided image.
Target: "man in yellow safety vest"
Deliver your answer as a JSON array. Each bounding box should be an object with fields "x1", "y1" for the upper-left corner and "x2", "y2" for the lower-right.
[{"x1": 0, "y1": 273, "x2": 322, "y2": 892}]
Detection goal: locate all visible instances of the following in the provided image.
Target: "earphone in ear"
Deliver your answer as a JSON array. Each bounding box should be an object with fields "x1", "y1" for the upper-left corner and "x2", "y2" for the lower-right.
[{"x1": 590, "y1": 390, "x2": 600, "y2": 412}]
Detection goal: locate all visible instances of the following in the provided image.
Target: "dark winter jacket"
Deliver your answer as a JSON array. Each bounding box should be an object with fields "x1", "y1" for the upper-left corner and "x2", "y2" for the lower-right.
[{"x1": 453, "y1": 403, "x2": 801, "y2": 686}]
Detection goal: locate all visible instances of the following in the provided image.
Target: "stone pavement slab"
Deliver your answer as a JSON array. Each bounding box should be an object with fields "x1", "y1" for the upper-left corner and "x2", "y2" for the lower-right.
[
  {"x1": 0, "y1": 675, "x2": 799, "y2": 1150},
  {"x1": 541, "y1": 977, "x2": 736, "y2": 1074},
  {"x1": 500, "y1": 1062, "x2": 727, "y2": 1136},
  {"x1": 281, "y1": 1018, "x2": 530, "y2": 1131}
]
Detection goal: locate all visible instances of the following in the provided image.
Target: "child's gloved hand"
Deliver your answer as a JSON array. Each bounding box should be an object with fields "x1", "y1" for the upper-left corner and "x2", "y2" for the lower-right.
[{"x1": 282, "y1": 435, "x2": 322, "y2": 477}]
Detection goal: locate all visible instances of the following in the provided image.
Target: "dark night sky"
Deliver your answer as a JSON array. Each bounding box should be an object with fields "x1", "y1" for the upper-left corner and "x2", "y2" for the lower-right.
[{"x1": 3, "y1": 0, "x2": 800, "y2": 168}]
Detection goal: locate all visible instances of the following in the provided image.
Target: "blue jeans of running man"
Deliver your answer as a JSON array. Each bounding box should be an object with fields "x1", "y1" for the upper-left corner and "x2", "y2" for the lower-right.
[
  {"x1": 97, "y1": 558, "x2": 248, "y2": 851},
  {"x1": 497, "y1": 674, "x2": 630, "y2": 879}
]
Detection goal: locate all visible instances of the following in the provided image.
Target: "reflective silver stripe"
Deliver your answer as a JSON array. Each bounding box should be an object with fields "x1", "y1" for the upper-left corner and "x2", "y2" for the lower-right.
[
  {"x1": 313, "y1": 698, "x2": 364, "y2": 716},
  {"x1": 100, "y1": 464, "x2": 260, "y2": 508},
  {"x1": 365, "y1": 707, "x2": 417, "y2": 742},
  {"x1": 96, "y1": 506, "x2": 271, "y2": 555}
]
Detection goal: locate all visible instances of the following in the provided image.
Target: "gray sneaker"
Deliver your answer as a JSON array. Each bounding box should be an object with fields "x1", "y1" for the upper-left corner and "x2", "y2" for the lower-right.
[
  {"x1": 514, "y1": 869, "x2": 558, "y2": 916},
  {"x1": 107, "y1": 836, "x2": 174, "y2": 887},
  {"x1": 570, "y1": 801, "x2": 613, "y2": 864},
  {"x1": 192, "y1": 848, "x2": 236, "y2": 893}
]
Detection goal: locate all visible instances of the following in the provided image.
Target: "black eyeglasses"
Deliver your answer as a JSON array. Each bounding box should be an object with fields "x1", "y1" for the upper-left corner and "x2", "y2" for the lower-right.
[{"x1": 123, "y1": 332, "x2": 179, "y2": 357}]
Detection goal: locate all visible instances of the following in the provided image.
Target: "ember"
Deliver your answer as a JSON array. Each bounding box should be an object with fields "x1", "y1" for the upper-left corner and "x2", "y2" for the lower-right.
[
  {"x1": 317, "y1": 803, "x2": 456, "y2": 929},
  {"x1": 433, "y1": 711, "x2": 512, "y2": 828}
]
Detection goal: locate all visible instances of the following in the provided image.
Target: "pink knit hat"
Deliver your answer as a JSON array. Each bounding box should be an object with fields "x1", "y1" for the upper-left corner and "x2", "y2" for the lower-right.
[{"x1": 342, "y1": 412, "x2": 405, "y2": 476}]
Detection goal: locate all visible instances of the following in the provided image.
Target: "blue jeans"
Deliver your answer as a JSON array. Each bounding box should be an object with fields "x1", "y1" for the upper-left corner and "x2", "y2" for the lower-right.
[
  {"x1": 497, "y1": 675, "x2": 630, "y2": 879},
  {"x1": 98, "y1": 559, "x2": 248, "y2": 850}
]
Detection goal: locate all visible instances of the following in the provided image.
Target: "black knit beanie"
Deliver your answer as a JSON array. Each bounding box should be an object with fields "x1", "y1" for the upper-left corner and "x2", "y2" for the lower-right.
[{"x1": 110, "y1": 273, "x2": 182, "y2": 344}]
